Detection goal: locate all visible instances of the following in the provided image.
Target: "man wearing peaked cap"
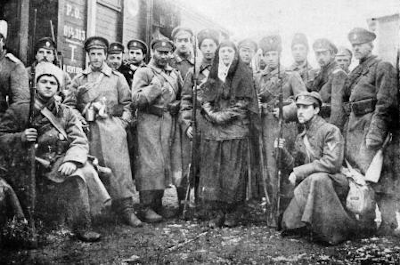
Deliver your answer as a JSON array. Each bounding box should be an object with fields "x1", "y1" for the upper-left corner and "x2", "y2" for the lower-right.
[
  {"x1": 279, "y1": 89, "x2": 357, "y2": 245},
  {"x1": 0, "y1": 19, "x2": 30, "y2": 116},
  {"x1": 254, "y1": 33, "x2": 306, "y2": 226},
  {"x1": 63, "y1": 35, "x2": 143, "y2": 228},
  {"x1": 238, "y1": 38, "x2": 258, "y2": 70},
  {"x1": 84, "y1": 36, "x2": 109, "y2": 52},
  {"x1": 170, "y1": 26, "x2": 194, "y2": 80},
  {"x1": 119, "y1": 39, "x2": 148, "y2": 88},
  {"x1": 344, "y1": 27, "x2": 399, "y2": 238},
  {"x1": 335, "y1": 46, "x2": 352, "y2": 73},
  {"x1": 288, "y1": 33, "x2": 314, "y2": 87},
  {"x1": 27, "y1": 37, "x2": 72, "y2": 94},
  {"x1": 309, "y1": 38, "x2": 347, "y2": 131},
  {"x1": 131, "y1": 37, "x2": 182, "y2": 222},
  {"x1": 107, "y1": 42, "x2": 125, "y2": 71}
]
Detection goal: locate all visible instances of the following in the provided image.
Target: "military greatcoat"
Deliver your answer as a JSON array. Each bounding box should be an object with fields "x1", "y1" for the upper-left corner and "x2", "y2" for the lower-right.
[
  {"x1": 281, "y1": 115, "x2": 356, "y2": 245},
  {"x1": 0, "y1": 51, "x2": 30, "y2": 115},
  {"x1": 0, "y1": 100, "x2": 110, "y2": 230},
  {"x1": 64, "y1": 63, "x2": 134, "y2": 200},
  {"x1": 131, "y1": 60, "x2": 182, "y2": 191}
]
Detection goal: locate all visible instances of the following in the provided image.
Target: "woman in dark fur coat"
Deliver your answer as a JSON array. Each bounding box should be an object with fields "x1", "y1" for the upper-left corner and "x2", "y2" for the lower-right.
[{"x1": 197, "y1": 40, "x2": 259, "y2": 228}]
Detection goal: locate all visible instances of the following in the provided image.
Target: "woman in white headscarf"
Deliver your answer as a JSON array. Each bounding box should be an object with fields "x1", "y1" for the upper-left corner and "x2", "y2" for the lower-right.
[{"x1": 197, "y1": 40, "x2": 259, "y2": 228}]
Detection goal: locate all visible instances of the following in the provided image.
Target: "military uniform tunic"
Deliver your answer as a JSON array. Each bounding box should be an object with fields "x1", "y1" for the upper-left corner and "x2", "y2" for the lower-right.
[
  {"x1": 0, "y1": 100, "x2": 109, "y2": 230},
  {"x1": 287, "y1": 60, "x2": 314, "y2": 90},
  {"x1": 118, "y1": 61, "x2": 146, "y2": 89},
  {"x1": 254, "y1": 66, "x2": 306, "y2": 218},
  {"x1": 169, "y1": 53, "x2": 194, "y2": 80},
  {"x1": 281, "y1": 115, "x2": 356, "y2": 245},
  {"x1": 0, "y1": 51, "x2": 30, "y2": 115},
  {"x1": 309, "y1": 60, "x2": 347, "y2": 131}
]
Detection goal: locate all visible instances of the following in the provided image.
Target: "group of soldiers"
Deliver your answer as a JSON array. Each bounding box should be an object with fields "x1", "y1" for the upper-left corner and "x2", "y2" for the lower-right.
[{"x1": 0, "y1": 18, "x2": 398, "y2": 247}]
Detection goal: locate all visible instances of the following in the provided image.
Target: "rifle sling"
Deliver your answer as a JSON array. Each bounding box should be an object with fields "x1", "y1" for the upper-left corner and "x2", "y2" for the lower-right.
[{"x1": 40, "y1": 107, "x2": 68, "y2": 140}]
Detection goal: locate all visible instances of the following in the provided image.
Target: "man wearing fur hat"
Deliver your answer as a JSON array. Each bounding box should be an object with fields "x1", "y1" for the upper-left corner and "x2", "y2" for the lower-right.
[
  {"x1": 170, "y1": 26, "x2": 195, "y2": 80},
  {"x1": 180, "y1": 29, "x2": 220, "y2": 216},
  {"x1": 344, "y1": 27, "x2": 399, "y2": 237},
  {"x1": 63, "y1": 36, "x2": 142, "y2": 227},
  {"x1": 288, "y1": 33, "x2": 314, "y2": 88},
  {"x1": 27, "y1": 37, "x2": 71, "y2": 93},
  {"x1": 309, "y1": 38, "x2": 347, "y2": 131},
  {"x1": 0, "y1": 62, "x2": 110, "y2": 242},
  {"x1": 132, "y1": 38, "x2": 182, "y2": 222},
  {"x1": 254, "y1": 34, "x2": 306, "y2": 226}
]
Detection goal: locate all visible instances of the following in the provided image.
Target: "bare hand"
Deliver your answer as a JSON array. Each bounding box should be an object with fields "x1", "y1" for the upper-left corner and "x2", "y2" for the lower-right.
[
  {"x1": 274, "y1": 138, "x2": 286, "y2": 149},
  {"x1": 272, "y1": 108, "x2": 279, "y2": 119},
  {"x1": 58, "y1": 162, "x2": 77, "y2": 176},
  {"x1": 186, "y1": 126, "x2": 193, "y2": 139},
  {"x1": 365, "y1": 138, "x2": 381, "y2": 149},
  {"x1": 21, "y1": 128, "x2": 37, "y2": 142},
  {"x1": 288, "y1": 172, "x2": 296, "y2": 186}
]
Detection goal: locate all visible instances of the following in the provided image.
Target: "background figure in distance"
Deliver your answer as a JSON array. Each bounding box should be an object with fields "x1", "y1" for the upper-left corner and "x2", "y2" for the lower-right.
[{"x1": 335, "y1": 46, "x2": 353, "y2": 74}]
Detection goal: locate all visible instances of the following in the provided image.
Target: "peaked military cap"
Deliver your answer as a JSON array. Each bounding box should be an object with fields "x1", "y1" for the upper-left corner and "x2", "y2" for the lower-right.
[
  {"x1": 291, "y1": 33, "x2": 309, "y2": 50},
  {"x1": 259, "y1": 34, "x2": 282, "y2": 53},
  {"x1": 348, "y1": 28, "x2": 376, "y2": 45},
  {"x1": 296, "y1": 91, "x2": 322, "y2": 107},
  {"x1": 34, "y1": 37, "x2": 56, "y2": 54},
  {"x1": 238, "y1": 38, "x2": 258, "y2": 52},
  {"x1": 0, "y1": 20, "x2": 7, "y2": 39},
  {"x1": 171, "y1": 26, "x2": 193, "y2": 39},
  {"x1": 312, "y1": 38, "x2": 338, "y2": 54},
  {"x1": 84, "y1": 36, "x2": 109, "y2": 52},
  {"x1": 336, "y1": 46, "x2": 352, "y2": 58},
  {"x1": 35, "y1": 61, "x2": 64, "y2": 89},
  {"x1": 151, "y1": 39, "x2": 174, "y2": 52},
  {"x1": 108, "y1": 42, "x2": 124, "y2": 54},
  {"x1": 197, "y1": 28, "x2": 220, "y2": 48},
  {"x1": 127, "y1": 39, "x2": 148, "y2": 55}
]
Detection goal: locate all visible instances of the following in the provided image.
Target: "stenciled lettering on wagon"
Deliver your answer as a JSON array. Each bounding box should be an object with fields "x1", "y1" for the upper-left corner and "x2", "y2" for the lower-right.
[{"x1": 62, "y1": 2, "x2": 85, "y2": 75}]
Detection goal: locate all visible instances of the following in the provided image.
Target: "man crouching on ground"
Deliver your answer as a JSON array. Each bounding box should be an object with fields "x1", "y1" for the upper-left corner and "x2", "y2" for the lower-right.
[{"x1": 277, "y1": 91, "x2": 356, "y2": 245}]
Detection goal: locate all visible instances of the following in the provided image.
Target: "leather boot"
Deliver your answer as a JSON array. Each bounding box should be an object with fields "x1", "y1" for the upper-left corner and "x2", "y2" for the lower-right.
[
  {"x1": 76, "y1": 230, "x2": 102, "y2": 242},
  {"x1": 120, "y1": 198, "x2": 143, "y2": 227},
  {"x1": 142, "y1": 207, "x2": 163, "y2": 223}
]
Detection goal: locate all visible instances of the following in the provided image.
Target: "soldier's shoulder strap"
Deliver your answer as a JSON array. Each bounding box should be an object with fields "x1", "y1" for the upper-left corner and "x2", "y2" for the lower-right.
[{"x1": 5, "y1": 53, "x2": 21, "y2": 64}]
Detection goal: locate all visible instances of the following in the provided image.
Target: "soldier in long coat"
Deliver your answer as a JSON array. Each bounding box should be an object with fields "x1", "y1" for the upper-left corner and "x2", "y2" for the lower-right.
[
  {"x1": 131, "y1": 39, "x2": 182, "y2": 223},
  {"x1": 254, "y1": 34, "x2": 307, "y2": 227},
  {"x1": 0, "y1": 20, "x2": 29, "y2": 116},
  {"x1": 310, "y1": 38, "x2": 347, "y2": 131},
  {"x1": 180, "y1": 29, "x2": 220, "y2": 215},
  {"x1": 0, "y1": 62, "x2": 109, "y2": 242},
  {"x1": 344, "y1": 28, "x2": 399, "y2": 236},
  {"x1": 64, "y1": 36, "x2": 142, "y2": 227},
  {"x1": 279, "y1": 92, "x2": 356, "y2": 245},
  {"x1": 0, "y1": 19, "x2": 30, "y2": 232}
]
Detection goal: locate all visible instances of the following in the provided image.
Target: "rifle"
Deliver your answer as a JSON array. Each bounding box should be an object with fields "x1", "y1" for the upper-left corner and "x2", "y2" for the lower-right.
[
  {"x1": 50, "y1": 20, "x2": 62, "y2": 68},
  {"x1": 274, "y1": 54, "x2": 284, "y2": 226},
  {"x1": 26, "y1": 8, "x2": 38, "y2": 248},
  {"x1": 182, "y1": 33, "x2": 198, "y2": 220}
]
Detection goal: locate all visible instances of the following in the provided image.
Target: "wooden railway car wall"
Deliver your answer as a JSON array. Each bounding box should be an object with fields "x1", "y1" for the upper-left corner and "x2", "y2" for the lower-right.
[{"x1": 0, "y1": 0, "x2": 180, "y2": 78}]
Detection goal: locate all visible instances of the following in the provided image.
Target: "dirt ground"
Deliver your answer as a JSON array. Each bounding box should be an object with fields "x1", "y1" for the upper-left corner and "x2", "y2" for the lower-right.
[{"x1": 1, "y1": 186, "x2": 400, "y2": 265}]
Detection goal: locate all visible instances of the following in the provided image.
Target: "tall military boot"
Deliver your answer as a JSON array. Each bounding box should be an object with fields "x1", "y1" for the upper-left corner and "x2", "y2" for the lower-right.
[
  {"x1": 140, "y1": 191, "x2": 162, "y2": 223},
  {"x1": 120, "y1": 197, "x2": 143, "y2": 227}
]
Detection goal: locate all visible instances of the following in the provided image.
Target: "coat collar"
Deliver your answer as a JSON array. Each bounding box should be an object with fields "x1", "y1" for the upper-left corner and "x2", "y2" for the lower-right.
[
  {"x1": 301, "y1": 115, "x2": 325, "y2": 136},
  {"x1": 289, "y1": 60, "x2": 310, "y2": 71},
  {"x1": 82, "y1": 62, "x2": 112, "y2": 76},
  {"x1": 260, "y1": 65, "x2": 286, "y2": 77},
  {"x1": 173, "y1": 52, "x2": 194, "y2": 65}
]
